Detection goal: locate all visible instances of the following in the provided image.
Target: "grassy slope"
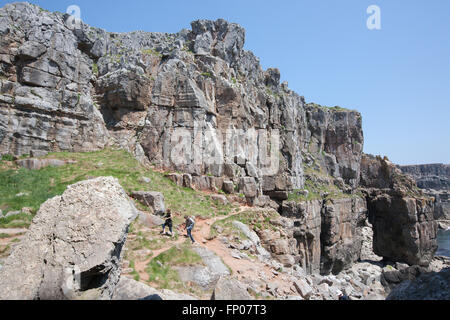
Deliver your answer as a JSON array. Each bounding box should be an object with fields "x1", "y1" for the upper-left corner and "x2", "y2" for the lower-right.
[
  {"x1": 0, "y1": 148, "x2": 233, "y2": 228},
  {"x1": 145, "y1": 240, "x2": 204, "y2": 292},
  {"x1": 210, "y1": 209, "x2": 281, "y2": 239}
]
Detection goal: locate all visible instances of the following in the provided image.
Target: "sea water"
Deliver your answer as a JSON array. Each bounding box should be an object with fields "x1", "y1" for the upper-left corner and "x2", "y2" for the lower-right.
[{"x1": 436, "y1": 229, "x2": 450, "y2": 257}]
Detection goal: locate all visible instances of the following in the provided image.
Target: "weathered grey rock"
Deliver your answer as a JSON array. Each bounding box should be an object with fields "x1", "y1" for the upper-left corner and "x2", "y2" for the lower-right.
[
  {"x1": 211, "y1": 194, "x2": 229, "y2": 205},
  {"x1": 252, "y1": 196, "x2": 279, "y2": 210},
  {"x1": 137, "y1": 211, "x2": 164, "y2": 228},
  {"x1": 166, "y1": 173, "x2": 183, "y2": 187},
  {"x1": 361, "y1": 155, "x2": 438, "y2": 266},
  {"x1": 246, "y1": 162, "x2": 260, "y2": 178},
  {"x1": 0, "y1": 177, "x2": 137, "y2": 300},
  {"x1": 112, "y1": 276, "x2": 196, "y2": 300},
  {"x1": 0, "y1": 3, "x2": 109, "y2": 157},
  {"x1": 183, "y1": 174, "x2": 193, "y2": 189},
  {"x1": 238, "y1": 177, "x2": 257, "y2": 198},
  {"x1": 232, "y1": 221, "x2": 260, "y2": 246},
  {"x1": 0, "y1": 3, "x2": 437, "y2": 282},
  {"x1": 175, "y1": 246, "x2": 230, "y2": 290},
  {"x1": 211, "y1": 276, "x2": 253, "y2": 300},
  {"x1": 15, "y1": 158, "x2": 69, "y2": 170},
  {"x1": 281, "y1": 200, "x2": 322, "y2": 274},
  {"x1": 320, "y1": 196, "x2": 367, "y2": 275},
  {"x1": 399, "y1": 164, "x2": 449, "y2": 191},
  {"x1": 293, "y1": 279, "x2": 313, "y2": 299},
  {"x1": 387, "y1": 268, "x2": 450, "y2": 300},
  {"x1": 132, "y1": 191, "x2": 166, "y2": 215},
  {"x1": 222, "y1": 181, "x2": 235, "y2": 194},
  {"x1": 368, "y1": 194, "x2": 437, "y2": 266}
]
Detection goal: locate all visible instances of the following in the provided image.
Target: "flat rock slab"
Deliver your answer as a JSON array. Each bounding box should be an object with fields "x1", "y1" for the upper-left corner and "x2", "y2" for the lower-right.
[
  {"x1": 112, "y1": 276, "x2": 196, "y2": 300},
  {"x1": 0, "y1": 228, "x2": 28, "y2": 235},
  {"x1": 175, "y1": 246, "x2": 231, "y2": 290},
  {"x1": 211, "y1": 276, "x2": 253, "y2": 300},
  {"x1": 15, "y1": 159, "x2": 75, "y2": 170}
]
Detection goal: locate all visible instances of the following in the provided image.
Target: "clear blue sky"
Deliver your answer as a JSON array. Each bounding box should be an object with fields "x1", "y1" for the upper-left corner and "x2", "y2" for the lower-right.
[{"x1": 3, "y1": 0, "x2": 450, "y2": 165}]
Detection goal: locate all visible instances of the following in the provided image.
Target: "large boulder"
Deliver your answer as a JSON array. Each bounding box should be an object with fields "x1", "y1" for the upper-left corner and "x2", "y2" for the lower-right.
[
  {"x1": 132, "y1": 191, "x2": 166, "y2": 215},
  {"x1": 281, "y1": 200, "x2": 322, "y2": 274},
  {"x1": 320, "y1": 196, "x2": 367, "y2": 275},
  {"x1": 0, "y1": 177, "x2": 137, "y2": 300},
  {"x1": 175, "y1": 246, "x2": 231, "y2": 290},
  {"x1": 112, "y1": 276, "x2": 196, "y2": 300},
  {"x1": 211, "y1": 277, "x2": 253, "y2": 300},
  {"x1": 387, "y1": 268, "x2": 450, "y2": 300},
  {"x1": 15, "y1": 158, "x2": 71, "y2": 170},
  {"x1": 367, "y1": 194, "x2": 438, "y2": 266},
  {"x1": 361, "y1": 155, "x2": 438, "y2": 266}
]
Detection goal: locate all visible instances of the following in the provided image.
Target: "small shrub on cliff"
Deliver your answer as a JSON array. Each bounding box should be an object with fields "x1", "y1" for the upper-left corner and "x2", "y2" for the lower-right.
[{"x1": 1, "y1": 154, "x2": 14, "y2": 161}]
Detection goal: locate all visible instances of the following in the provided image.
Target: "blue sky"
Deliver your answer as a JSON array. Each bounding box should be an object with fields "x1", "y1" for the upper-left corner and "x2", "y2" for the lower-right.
[{"x1": 3, "y1": 0, "x2": 450, "y2": 165}]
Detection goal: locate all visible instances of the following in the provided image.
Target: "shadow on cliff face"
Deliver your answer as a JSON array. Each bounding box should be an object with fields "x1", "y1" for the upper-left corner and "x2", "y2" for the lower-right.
[{"x1": 386, "y1": 267, "x2": 450, "y2": 300}]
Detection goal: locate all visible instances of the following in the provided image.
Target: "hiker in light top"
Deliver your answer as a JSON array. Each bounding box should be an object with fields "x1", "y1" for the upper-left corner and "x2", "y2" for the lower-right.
[{"x1": 184, "y1": 215, "x2": 196, "y2": 244}]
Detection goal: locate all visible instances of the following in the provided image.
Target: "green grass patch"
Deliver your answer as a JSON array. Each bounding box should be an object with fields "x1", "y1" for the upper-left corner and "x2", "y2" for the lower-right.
[
  {"x1": 210, "y1": 210, "x2": 280, "y2": 239},
  {"x1": 128, "y1": 260, "x2": 141, "y2": 281},
  {"x1": 0, "y1": 244, "x2": 11, "y2": 257},
  {"x1": 92, "y1": 63, "x2": 99, "y2": 76},
  {"x1": 287, "y1": 161, "x2": 355, "y2": 202},
  {"x1": 1, "y1": 154, "x2": 14, "y2": 161},
  {"x1": 0, "y1": 148, "x2": 232, "y2": 223},
  {"x1": 145, "y1": 241, "x2": 203, "y2": 290},
  {"x1": 0, "y1": 213, "x2": 33, "y2": 229},
  {"x1": 141, "y1": 48, "x2": 163, "y2": 58}
]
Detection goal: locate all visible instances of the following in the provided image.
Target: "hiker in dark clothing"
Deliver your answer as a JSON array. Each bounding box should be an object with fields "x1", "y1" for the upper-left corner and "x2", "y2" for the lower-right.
[
  {"x1": 184, "y1": 215, "x2": 196, "y2": 244},
  {"x1": 339, "y1": 294, "x2": 350, "y2": 301},
  {"x1": 161, "y1": 209, "x2": 173, "y2": 236}
]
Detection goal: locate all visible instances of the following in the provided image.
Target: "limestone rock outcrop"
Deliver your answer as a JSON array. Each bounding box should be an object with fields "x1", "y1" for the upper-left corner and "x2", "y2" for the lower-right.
[
  {"x1": 0, "y1": 2, "x2": 441, "y2": 279},
  {"x1": 113, "y1": 276, "x2": 196, "y2": 300},
  {"x1": 361, "y1": 155, "x2": 438, "y2": 266},
  {"x1": 399, "y1": 164, "x2": 450, "y2": 227},
  {"x1": 0, "y1": 3, "x2": 110, "y2": 157},
  {"x1": 399, "y1": 164, "x2": 449, "y2": 191},
  {"x1": 131, "y1": 191, "x2": 166, "y2": 215},
  {"x1": 0, "y1": 2, "x2": 363, "y2": 203},
  {"x1": 211, "y1": 276, "x2": 253, "y2": 300},
  {"x1": 386, "y1": 267, "x2": 450, "y2": 300},
  {"x1": 0, "y1": 177, "x2": 137, "y2": 300},
  {"x1": 280, "y1": 195, "x2": 367, "y2": 275}
]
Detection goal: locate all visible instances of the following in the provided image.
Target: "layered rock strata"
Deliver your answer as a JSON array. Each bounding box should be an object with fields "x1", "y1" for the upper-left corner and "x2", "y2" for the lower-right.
[{"x1": 0, "y1": 2, "x2": 439, "y2": 275}]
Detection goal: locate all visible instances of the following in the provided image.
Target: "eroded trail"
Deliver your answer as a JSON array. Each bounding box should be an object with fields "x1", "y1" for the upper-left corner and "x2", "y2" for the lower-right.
[
  {"x1": 133, "y1": 206, "x2": 248, "y2": 282},
  {"x1": 132, "y1": 205, "x2": 296, "y2": 297}
]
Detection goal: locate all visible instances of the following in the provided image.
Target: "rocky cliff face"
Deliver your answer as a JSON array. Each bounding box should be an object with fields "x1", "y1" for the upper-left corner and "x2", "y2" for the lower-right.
[
  {"x1": 399, "y1": 164, "x2": 450, "y2": 226},
  {"x1": 280, "y1": 196, "x2": 367, "y2": 275},
  {"x1": 361, "y1": 155, "x2": 438, "y2": 266},
  {"x1": 399, "y1": 164, "x2": 450, "y2": 191},
  {"x1": 0, "y1": 3, "x2": 110, "y2": 157},
  {"x1": 0, "y1": 2, "x2": 438, "y2": 276}
]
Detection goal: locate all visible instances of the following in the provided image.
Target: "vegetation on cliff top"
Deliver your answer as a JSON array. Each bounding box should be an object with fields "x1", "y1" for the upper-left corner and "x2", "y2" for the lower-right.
[{"x1": 306, "y1": 102, "x2": 357, "y2": 113}]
